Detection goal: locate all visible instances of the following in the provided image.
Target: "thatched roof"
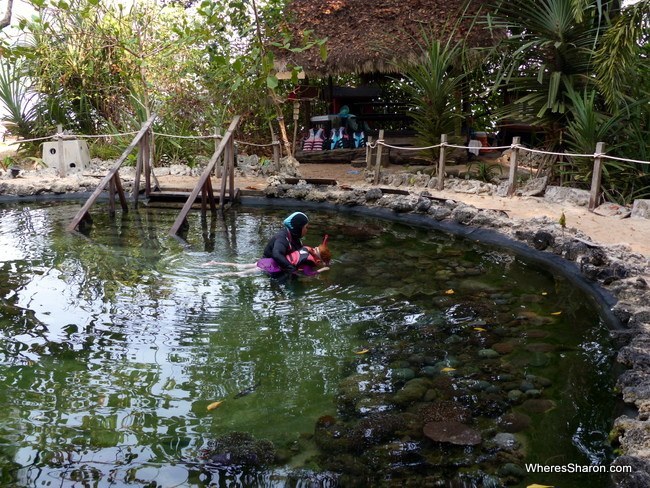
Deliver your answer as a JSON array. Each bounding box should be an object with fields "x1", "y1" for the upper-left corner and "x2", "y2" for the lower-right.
[{"x1": 274, "y1": 0, "x2": 498, "y2": 77}]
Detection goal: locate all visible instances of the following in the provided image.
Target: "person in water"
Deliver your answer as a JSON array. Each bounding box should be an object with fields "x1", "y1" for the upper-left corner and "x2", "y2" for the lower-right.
[
  {"x1": 206, "y1": 235, "x2": 331, "y2": 277},
  {"x1": 262, "y1": 212, "x2": 310, "y2": 274},
  {"x1": 205, "y1": 212, "x2": 331, "y2": 277}
]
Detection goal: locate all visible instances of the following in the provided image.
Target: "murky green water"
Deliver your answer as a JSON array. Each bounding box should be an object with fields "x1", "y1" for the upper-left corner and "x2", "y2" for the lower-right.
[{"x1": 0, "y1": 201, "x2": 617, "y2": 487}]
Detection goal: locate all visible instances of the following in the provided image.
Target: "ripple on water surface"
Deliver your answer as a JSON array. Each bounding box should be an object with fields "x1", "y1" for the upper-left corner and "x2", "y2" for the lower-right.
[{"x1": 0, "y1": 202, "x2": 618, "y2": 487}]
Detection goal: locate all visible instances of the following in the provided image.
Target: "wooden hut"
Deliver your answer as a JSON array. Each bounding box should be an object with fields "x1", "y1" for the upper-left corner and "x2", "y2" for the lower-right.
[
  {"x1": 274, "y1": 0, "x2": 499, "y2": 164},
  {"x1": 275, "y1": 0, "x2": 496, "y2": 78}
]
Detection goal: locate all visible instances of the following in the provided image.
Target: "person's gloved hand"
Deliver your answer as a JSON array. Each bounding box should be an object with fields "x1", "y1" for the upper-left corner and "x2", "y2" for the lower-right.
[{"x1": 285, "y1": 265, "x2": 297, "y2": 274}]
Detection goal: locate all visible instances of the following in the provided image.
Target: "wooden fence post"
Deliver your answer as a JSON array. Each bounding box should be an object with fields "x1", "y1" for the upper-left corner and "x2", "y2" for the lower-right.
[
  {"x1": 436, "y1": 134, "x2": 447, "y2": 191},
  {"x1": 507, "y1": 136, "x2": 521, "y2": 196},
  {"x1": 373, "y1": 130, "x2": 385, "y2": 185},
  {"x1": 589, "y1": 142, "x2": 605, "y2": 211},
  {"x1": 272, "y1": 133, "x2": 280, "y2": 172},
  {"x1": 291, "y1": 101, "x2": 300, "y2": 157},
  {"x1": 365, "y1": 136, "x2": 374, "y2": 169}
]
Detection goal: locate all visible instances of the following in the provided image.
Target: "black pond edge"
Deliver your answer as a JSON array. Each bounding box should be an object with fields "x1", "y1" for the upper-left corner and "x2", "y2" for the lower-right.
[{"x1": 0, "y1": 191, "x2": 621, "y2": 331}]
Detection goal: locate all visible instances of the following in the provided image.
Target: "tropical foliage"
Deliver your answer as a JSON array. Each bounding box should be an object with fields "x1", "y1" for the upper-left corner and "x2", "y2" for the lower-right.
[
  {"x1": 486, "y1": 0, "x2": 650, "y2": 203},
  {"x1": 0, "y1": 0, "x2": 648, "y2": 202},
  {"x1": 398, "y1": 35, "x2": 467, "y2": 159}
]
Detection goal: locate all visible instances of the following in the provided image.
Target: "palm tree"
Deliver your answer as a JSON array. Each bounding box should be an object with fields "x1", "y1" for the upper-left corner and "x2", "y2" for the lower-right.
[
  {"x1": 398, "y1": 33, "x2": 469, "y2": 161},
  {"x1": 595, "y1": 0, "x2": 650, "y2": 110},
  {"x1": 487, "y1": 0, "x2": 623, "y2": 138}
]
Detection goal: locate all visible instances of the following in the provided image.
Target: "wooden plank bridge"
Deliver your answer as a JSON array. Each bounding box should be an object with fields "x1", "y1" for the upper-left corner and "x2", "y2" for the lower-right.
[{"x1": 67, "y1": 115, "x2": 243, "y2": 237}]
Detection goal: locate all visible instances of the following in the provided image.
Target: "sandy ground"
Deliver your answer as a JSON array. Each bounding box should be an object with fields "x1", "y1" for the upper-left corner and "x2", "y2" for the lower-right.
[
  {"x1": 201, "y1": 162, "x2": 650, "y2": 258},
  {"x1": 2, "y1": 139, "x2": 649, "y2": 257}
]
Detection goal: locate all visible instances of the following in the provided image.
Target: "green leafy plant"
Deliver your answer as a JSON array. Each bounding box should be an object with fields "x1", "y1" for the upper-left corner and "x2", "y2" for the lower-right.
[
  {"x1": 465, "y1": 161, "x2": 503, "y2": 183},
  {"x1": 398, "y1": 32, "x2": 467, "y2": 161}
]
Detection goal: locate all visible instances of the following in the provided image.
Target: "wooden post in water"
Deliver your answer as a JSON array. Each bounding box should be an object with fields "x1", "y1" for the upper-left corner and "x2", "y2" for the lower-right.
[
  {"x1": 108, "y1": 177, "x2": 116, "y2": 217},
  {"x1": 143, "y1": 127, "x2": 152, "y2": 195},
  {"x1": 113, "y1": 173, "x2": 128, "y2": 212},
  {"x1": 220, "y1": 138, "x2": 231, "y2": 211},
  {"x1": 228, "y1": 138, "x2": 236, "y2": 202},
  {"x1": 589, "y1": 142, "x2": 605, "y2": 211},
  {"x1": 507, "y1": 136, "x2": 521, "y2": 197},
  {"x1": 373, "y1": 130, "x2": 385, "y2": 185},
  {"x1": 168, "y1": 116, "x2": 241, "y2": 236},
  {"x1": 436, "y1": 134, "x2": 447, "y2": 191},
  {"x1": 214, "y1": 128, "x2": 222, "y2": 178}
]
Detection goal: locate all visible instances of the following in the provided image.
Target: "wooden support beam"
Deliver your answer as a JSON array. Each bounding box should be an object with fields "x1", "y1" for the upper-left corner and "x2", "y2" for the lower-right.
[
  {"x1": 109, "y1": 177, "x2": 116, "y2": 217},
  {"x1": 206, "y1": 177, "x2": 217, "y2": 212},
  {"x1": 144, "y1": 129, "x2": 152, "y2": 195},
  {"x1": 133, "y1": 141, "x2": 143, "y2": 206},
  {"x1": 220, "y1": 139, "x2": 231, "y2": 211},
  {"x1": 67, "y1": 113, "x2": 156, "y2": 232},
  {"x1": 113, "y1": 172, "x2": 128, "y2": 212},
  {"x1": 169, "y1": 116, "x2": 241, "y2": 236},
  {"x1": 228, "y1": 138, "x2": 235, "y2": 202},
  {"x1": 201, "y1": 181, "x2": 209, "y2": 216}
]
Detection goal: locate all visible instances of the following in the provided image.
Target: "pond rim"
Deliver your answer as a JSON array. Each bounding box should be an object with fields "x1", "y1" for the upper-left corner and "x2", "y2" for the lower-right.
[
  {"x1": 0, "y1": 191, "x2": 622, "y2": 331},
  {"x1": 243, "y1": 196, "x2": 622, "y2": 331}
]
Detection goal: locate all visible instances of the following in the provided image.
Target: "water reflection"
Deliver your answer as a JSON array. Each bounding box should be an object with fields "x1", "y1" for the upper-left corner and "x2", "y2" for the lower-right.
[{"x1": 0, "y1": 202, "x2": 617, "y2": 486}]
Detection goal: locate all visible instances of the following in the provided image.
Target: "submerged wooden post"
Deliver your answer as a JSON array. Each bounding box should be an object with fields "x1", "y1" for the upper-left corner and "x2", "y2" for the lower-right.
[
  {"x1": 507, "y1": 136, "x2": 521, "y2": 197},
  {"x1": 589, "y1": 142, "x2": 606, "y2": 211},
  {"x1": 436, "y1": 134, "x2": 447, "y2": 191},
  {"x1": 373, "y1": 130, "x2": 385, "y2": 185}
]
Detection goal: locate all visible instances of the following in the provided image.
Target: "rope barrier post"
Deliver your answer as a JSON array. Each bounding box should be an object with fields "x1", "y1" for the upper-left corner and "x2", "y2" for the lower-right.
[
  {"x1": 507, "y1": 136, "x2": 520, "y2": 197},
  {"x1": 373, "y1": 130, "x2": 385, "y2": 185},
  {"x1": 56, "y1": 124, "x2": 66, "y2": 178},
  {"x1": 589, "y1": 142, "x2": 606, "y2": 211},
  {"x1": 272, "y1": 135, "x2": 280, "y2": 172},
  {"x1": 291, "y1": 101, "x2": 300, "y2": 157},
  {"x1": 436, "y1": 134, "x2": 447, "y2": 191},
  {"x1": 365, "y1": 136, "x2": 373, "y2": 169}
]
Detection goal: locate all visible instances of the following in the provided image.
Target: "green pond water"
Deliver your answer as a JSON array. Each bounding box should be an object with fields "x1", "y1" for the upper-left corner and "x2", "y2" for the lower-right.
[{"x1": 0, "y1": 201, "x2": 618, "y2": 487}]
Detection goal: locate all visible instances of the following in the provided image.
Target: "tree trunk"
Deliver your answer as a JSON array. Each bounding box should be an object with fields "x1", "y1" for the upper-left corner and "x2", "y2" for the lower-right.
[{"x1": 1, "y1": 0, "x2": 14, "y2": 30}]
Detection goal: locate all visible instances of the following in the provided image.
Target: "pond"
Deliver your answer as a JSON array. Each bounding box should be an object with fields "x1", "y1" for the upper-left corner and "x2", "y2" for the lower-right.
[{"x1": 0, "y1": 201, "x2": 618, "y2": 487}]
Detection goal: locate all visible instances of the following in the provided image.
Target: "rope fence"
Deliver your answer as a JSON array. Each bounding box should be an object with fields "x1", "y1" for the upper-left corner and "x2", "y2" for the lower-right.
[
  {"x1": 7, "y1": 125, "x2": 649, "y2": 209},
  {"x1": 7, "y1": 128, "x2": 279, "y2": 149},
  {"x1": 366, "y1": 134, "x2": 649, "y2": 210}
]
